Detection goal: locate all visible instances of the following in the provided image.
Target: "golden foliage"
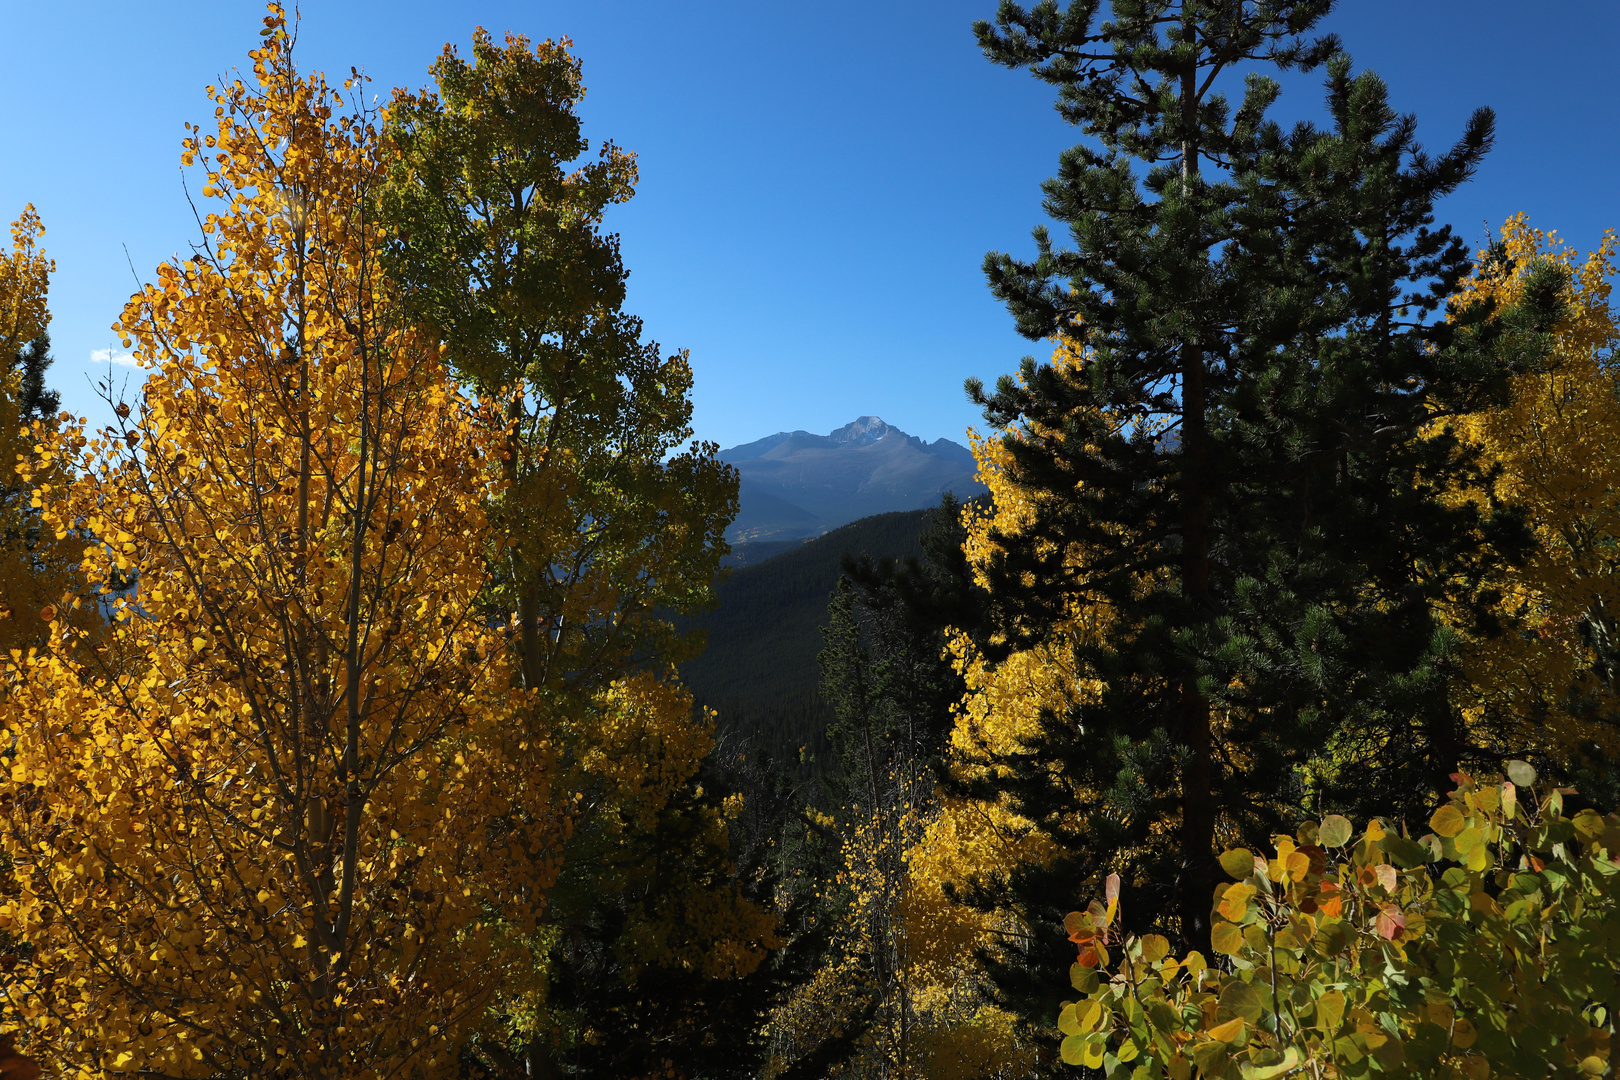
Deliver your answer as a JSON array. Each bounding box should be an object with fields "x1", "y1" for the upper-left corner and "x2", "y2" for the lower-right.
[
  {"x1": 1444, "y1": 215, "x2": 1620, "y2": 759},
  {"x1": 381, "y1": 29, "x2": 768, "y2": 1071},
  {"x1": 0, "y1": 208, "x2": 51, "y2": 362},
  {"x1": 0, "y1": 209, "x2": 82, "y2": 658},
  {"x1": 0, "y1": 15, "x2": 563, "y2": 1077}
]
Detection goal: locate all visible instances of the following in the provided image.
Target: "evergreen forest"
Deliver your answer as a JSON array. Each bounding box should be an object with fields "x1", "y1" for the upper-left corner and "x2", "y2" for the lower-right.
[{"x1": 5, "y1": 3, "x2": 1620, "y2": 1079}]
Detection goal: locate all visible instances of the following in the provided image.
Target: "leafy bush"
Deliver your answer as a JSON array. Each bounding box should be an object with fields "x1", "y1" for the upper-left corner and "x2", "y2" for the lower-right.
[{"x1": 1058, "y1": 764, "x2": 1620, "y2": 1078}]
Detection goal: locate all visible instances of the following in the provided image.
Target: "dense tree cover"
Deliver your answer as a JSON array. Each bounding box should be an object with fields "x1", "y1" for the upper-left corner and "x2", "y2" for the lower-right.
[
  {"x1": 0, "y1": 11, "x2": 765, "y2": 1079},
  {"x1": 377, "y1": 29, "x2": 779, "y2": 1077},
  {"x1": 1437, "y1": 218, "x2": 1620, "y2": 785},
  {"x1": 2, "y1": 24, "x2": 569, "y2": 1075},
  {"x1": 0, "y1": 211, "x2": 78, "y2": 658},
  {"x1": 928, "y1": 19, "x2": 1568, "y2": 1073},
  {"x1": 4, "y1": 3, "x2": 1620, "y2": 1079},
  {"x1": 680, "y1": 509, "x2": 936, "y2": 768}
]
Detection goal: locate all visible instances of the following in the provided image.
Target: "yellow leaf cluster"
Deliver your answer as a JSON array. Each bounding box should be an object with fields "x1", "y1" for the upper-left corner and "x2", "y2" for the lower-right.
[
  {"x1": 0, "y1": 206, "x2": 52, "y2": 362},
  {"x1": 0, "y1": 206, "x2": 86, "y2": 659},
  {"x1": 0, "y1": 13, "x2": 563, "y2": 1077},
  {"x1": 1442, "y1": 214, "x2": 1620, "y2": 760}
]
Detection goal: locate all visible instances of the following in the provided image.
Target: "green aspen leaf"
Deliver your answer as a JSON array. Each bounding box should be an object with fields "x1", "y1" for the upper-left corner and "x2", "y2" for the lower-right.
[
  {"x1": 1139, "y1": 934, "x2": 1170, "y2": 963},
  {"x1": 1506, "y1": 759, "x2": 1536, "y2": 788},
  {"x1": 1430, "y1": 805, "x2": 1466, "y2": 838},
  {"x1": 1384, "y1": 833, "x2": 1428, "y2": 868},
  {"x1": 1072, "y1": 963, "x2": 1099, "y2": 993},
  {"x1": 1218, "y1": 980, "x2": 1262, "y2": 1023},
  {"x1": 1319, "y1": 815, "x2": 1353, "y2": 848},
  {"x1": 1219, "y1": 848, "x2": 1255, "y2": 879},
  {"x1": 1244, "y1": 1047, "x2": 1300, "y2": 1080},
  {"x1": 1573, "y1": 808, "x2": 1605, "y2": 841},
  {"x1": 1187, "y1": 1047, "x2": 1220, "y2": 1080},
  {"x1": 1211, "y1": 922, "x2": 1245, "y2": 956},
  {"x1": 1315, "y1": 989, "x2": 1345, "y2": 1032},
  {"x1": 1061, "y1": 1034, "x2": 1088, "y2": 1066},
  {"x1": 1059, "y1": 999, "x2": 1101, "y2": 1035},
  {"x1": 1083, "y1": 1035, "x2": 1108, "y2": 1069}
]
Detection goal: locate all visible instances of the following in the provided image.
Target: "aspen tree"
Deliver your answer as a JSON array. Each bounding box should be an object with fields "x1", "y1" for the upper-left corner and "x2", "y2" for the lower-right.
[
  {"x1": 0, "y1": 13, "x2": 564, "y2": 1076},
  {"x1": 0, "y1": 210, "x2": 79, "y2": 658},
  {"x1": 380, "y1": 30, "x2": 774, "y2": 1078}
]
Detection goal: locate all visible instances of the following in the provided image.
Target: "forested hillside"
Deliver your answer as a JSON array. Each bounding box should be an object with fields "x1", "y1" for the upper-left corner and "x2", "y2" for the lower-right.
[{"x1": 681, "y1": 508, "x2": 933, "y2": 763}]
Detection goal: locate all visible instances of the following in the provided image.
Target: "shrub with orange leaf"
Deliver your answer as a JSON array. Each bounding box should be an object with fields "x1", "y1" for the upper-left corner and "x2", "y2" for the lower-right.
[{"x1": 1054, "y1": 764, "x2": 1620, "y2": 1079}]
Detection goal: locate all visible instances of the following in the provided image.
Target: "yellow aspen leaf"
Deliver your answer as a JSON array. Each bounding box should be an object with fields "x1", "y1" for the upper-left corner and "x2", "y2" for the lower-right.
[
  {"x1": 1218, "y1": 847, "x2": 1255, "y2": 879},
  {"x1": 1431, "y1": 805, "x2": 1467, "y2": 837},
  {"x1": 1210, "y1": 923, "x2": 1244, "y2": 955}
]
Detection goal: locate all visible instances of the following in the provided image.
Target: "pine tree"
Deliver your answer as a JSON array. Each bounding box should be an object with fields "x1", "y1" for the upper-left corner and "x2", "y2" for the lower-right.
[
  {"x1": 12, "y1": 334, "x2": 58, "y2": 424},
  {"x1": 960, "y1": 1, "x2": 1562, "y2": 1016}
]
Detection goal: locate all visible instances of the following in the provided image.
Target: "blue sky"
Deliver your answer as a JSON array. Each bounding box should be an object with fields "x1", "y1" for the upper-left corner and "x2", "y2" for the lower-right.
[{"x1": 0, "y1": 2, "x2": 1613, "y2": 450}]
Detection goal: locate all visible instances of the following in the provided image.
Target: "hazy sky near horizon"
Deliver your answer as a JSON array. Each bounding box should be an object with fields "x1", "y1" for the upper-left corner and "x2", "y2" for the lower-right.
[{"x1": 1, "y1": 1, "x2": 1613, "y2": 450}]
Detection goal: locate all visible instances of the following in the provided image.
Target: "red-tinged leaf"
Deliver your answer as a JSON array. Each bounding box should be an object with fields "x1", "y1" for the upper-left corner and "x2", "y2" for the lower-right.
[
  {"x1": 1299, "y1": 844, "x2": 1327, "y2": 876},
  {"x1": 1375, "y1": 904, "x2": 1406, "y2": 940},
  {"x1": 1375, "y1": 863, "x2": 1397, "y2": 893},
  {"x1": 1318, "y1": 882, "x2": 1343, "y2": 918}
]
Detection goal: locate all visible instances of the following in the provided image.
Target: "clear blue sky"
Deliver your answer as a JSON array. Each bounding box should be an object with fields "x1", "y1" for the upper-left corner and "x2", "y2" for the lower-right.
[{"x1": 1, "y1": 2, "x2": 1614, "y2": 450}]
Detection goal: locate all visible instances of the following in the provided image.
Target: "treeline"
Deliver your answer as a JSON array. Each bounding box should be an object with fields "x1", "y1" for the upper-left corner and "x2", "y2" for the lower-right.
[{"x1": 3, "y1": 2, "x2": 1620, "y2": 1079}]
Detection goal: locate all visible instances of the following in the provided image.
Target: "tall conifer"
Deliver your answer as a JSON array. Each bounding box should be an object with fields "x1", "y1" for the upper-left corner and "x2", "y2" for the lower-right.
[{"x1": 961, "y1": 0, "x2": 1562, "y2": 996}]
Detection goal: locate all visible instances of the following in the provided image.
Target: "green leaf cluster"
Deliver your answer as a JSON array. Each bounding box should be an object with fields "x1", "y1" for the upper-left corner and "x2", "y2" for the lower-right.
[{"x1": 1058, "y1": 764, "x2": 1620, "y2": 1078}]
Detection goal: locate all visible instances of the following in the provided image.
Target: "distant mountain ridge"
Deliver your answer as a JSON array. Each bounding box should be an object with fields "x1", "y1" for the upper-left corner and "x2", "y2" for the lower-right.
[{"x1": 719, "y1": 416, "x2": 984, "y2": 542}]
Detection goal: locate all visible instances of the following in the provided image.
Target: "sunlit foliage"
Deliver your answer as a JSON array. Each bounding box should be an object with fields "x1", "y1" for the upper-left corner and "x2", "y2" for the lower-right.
[
  {"x1": 1441, "y1": 216, "x2": 1620, "y2": 770},
  {"x1": 1053, "y1": 764, "x2": 1620, "y2": 1079},
  {"x1": 0, "y1": 14, "x2": 565, "y2": 1075}
]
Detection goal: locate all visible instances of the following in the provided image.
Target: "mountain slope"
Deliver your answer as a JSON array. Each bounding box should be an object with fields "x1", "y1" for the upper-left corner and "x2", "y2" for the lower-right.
[{"x1": 679, "y1": 509, "x2": 934, "y2": 762}]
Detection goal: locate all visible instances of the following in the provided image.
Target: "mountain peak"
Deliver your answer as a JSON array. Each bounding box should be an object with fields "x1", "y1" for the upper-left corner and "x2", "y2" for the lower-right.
[
  {"x1": 828, "y1": 416, "x2": 894, "y2": 445},
  {"x1": 719, "y1": 418, "x2": 985, "y2": 543}
]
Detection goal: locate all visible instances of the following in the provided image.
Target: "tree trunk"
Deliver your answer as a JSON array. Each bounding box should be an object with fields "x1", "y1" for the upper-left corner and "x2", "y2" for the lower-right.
[
  {"x1": 1176, "y1": 8, "x2": 1216, "y2": 953},
  {"x1": 1178, "y1": 340, "x2": 1216, "y2": 952}
]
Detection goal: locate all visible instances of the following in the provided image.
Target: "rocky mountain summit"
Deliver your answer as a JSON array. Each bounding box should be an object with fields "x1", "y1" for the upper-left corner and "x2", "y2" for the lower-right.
[{"x1": 719, "y1": 417, "x2": 984, "y2": 542}]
